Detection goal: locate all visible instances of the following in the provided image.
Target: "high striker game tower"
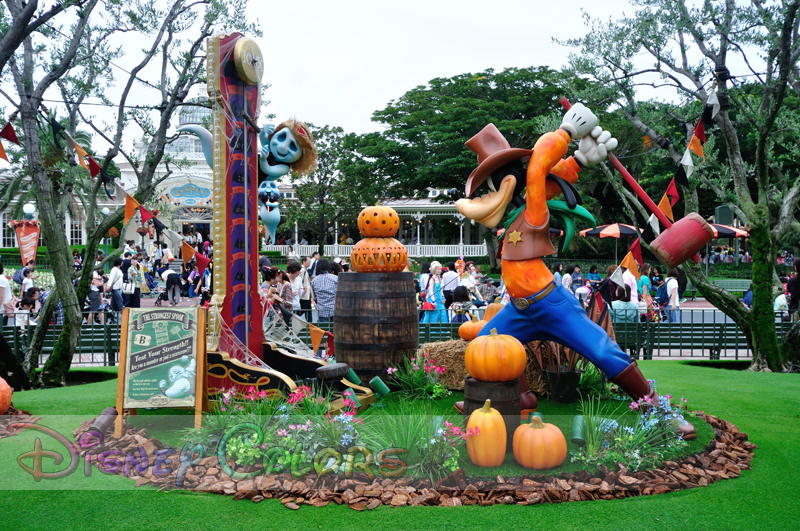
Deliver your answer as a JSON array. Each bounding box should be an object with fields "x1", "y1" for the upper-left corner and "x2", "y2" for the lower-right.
[{"x1": 207, "y1": 33, "x2": 264, "y2": 352}]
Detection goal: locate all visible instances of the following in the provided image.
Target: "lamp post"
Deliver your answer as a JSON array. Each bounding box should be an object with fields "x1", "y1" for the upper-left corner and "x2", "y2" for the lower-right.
[
  {"x1": 22, "y1": 203, "x2": 36, "y2": 220},
  {"x1": 101, "y1": 208, "x2": 110, "y2": 259}
]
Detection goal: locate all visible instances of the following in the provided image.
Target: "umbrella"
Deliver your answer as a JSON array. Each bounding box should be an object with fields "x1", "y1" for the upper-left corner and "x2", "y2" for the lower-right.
[
  {"x1": 708, "y1": 224, "x2": 748, "y2": 238},
  {"x1": 579, "y1": 224, "x2": 641, "y2": 263}
]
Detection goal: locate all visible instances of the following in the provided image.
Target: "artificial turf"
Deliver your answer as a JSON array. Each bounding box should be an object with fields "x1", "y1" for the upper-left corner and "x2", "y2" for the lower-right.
[{"x1": 1, "y1": 362, "x2": 798, "y2": 531}]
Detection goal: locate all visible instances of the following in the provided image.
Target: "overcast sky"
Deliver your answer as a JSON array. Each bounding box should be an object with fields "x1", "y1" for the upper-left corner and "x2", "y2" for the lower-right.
[
  {"x1": 255, "y1": 0, "x2": 631, "y2": 134},
  {"x1": 1, "y1": 0, "x2": 680, "y2": 165}
]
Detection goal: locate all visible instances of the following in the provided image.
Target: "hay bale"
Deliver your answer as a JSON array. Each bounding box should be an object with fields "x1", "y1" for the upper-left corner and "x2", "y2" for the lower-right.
[
  {"x1": 420, "y1": 340, "x2": 470, "y2": 390},
  {"x1": 524, "y1": 342, "x2": 551, "y2": 397}
]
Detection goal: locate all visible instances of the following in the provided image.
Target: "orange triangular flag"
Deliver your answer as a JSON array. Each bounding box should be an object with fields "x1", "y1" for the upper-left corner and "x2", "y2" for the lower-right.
[
  {"x1": 75, "y1": 143, "x2": 89, "y2": 169},
  {"x1": 688, "y1": 134, "x2": 704, "y2": 159},
  {"x1": 0, "y1": 140, "x2": 7, "y2": 162},
  {"x1": 620, "y1": 251, "x2": 641, "y2": 280},
  {"x1": 124, "y1": 194, "x2": 140, "y2": 225},
  {"x1": 182, "y1": 241, "x2": 196, "y2": 265},
  {"x1": 309, "y1": 324, "x2": 326, "y2": 354},
  {"x1": 657, "y1": 193, "x2": 674, "y2": 223}
]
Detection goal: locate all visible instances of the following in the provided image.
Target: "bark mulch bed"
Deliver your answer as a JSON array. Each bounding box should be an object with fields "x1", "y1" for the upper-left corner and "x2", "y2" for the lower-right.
[
  {"x1": 0, "y1": 406, "x2": 40, "y2": 440},
  {"x1": 71, "y1": 411, "x2": 755, "y2": 509}
]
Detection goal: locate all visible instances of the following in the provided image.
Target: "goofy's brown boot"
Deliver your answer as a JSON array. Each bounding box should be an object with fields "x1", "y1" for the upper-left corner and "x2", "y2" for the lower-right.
[{"x1": 610, "y1": 361, "x2": 696, "y2": 441}]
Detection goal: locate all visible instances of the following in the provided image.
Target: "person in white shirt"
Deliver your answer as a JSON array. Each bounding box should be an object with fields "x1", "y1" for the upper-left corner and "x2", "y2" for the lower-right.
[
  {"x1": 575, "y1": 280, "x2": 592, "y2": 307},
  {"x1": 460, "y1": 262, "x2": 485, "y2": 306},
  {"x1": 15, "y1": 297, "x2": 36, "y2": 334},
  {"x1": 621, "y1": 267, "x2": 640, "y2": 304},
  {"x1": 21, "y1": 269, "x2": 35, "y2": 297},
  {"x1": 162, "y1": 268, "x2": 182, "y2": 306},
  {"x1": 286, "y1": 261, "x2": 304, "y2": 311},
  {"x1": 441, "y1": 262, "x2": 461, "y2": 309},
  {"x1": 0, "y1": 263, "x2": 13, "y2": 326},
  {"x1": 106, "y1": 258, "x2": 125, "y2": 312},
  {"x1": 665, "y1": 268, "x2": 681, "y2": 323},
  {"x1": 562, "y1": 264, "x2": 575, "y2": 294}
]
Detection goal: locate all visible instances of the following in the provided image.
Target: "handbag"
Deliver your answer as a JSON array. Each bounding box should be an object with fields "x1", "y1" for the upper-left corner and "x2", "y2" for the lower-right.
[
  {"x1": 122, "y1": 282, "x2": 135, "y2": 295},
  {"x1": 421, "y1": 276, "x2": 435, "y2": 310}
]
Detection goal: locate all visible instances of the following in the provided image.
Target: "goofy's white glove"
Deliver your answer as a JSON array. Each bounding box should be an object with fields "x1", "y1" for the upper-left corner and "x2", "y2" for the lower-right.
[
  {"x1": 575, "y1": 126, "x2": 619, "y2": 166},
  {"x1": 560, "y1": 103, "x2": 598, "y2": 139}
]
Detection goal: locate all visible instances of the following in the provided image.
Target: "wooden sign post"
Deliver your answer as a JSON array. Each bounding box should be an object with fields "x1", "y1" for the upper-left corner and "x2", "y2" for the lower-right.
[{"x1": 115, "y1": 307, "x2": 208, "y2": 438}]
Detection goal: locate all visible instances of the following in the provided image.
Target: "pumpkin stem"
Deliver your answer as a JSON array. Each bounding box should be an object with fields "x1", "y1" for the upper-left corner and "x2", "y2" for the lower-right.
[
  {"x1": 470, "y1": 314, "x2": 478, "y2": 323},
  {"x1": 529, "y1": 416, "x2": 545, "y2": 429},
  {"x1": 480, "y1": 398, "x2": 492, "y2": 413},
  {"x1": 490, "y1": 328, "x2": 498, "y2": 337}
]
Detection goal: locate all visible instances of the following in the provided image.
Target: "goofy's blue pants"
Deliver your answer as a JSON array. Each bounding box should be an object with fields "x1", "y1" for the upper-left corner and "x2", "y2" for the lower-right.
[{"x1": 478, "y1": 283, "x2": 632, "y2": 378}]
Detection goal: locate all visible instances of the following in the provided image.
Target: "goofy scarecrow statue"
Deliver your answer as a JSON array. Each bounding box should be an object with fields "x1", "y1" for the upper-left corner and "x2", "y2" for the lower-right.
[{"x1": 454, "y1": 104, "x2": 694, "y2": 439}]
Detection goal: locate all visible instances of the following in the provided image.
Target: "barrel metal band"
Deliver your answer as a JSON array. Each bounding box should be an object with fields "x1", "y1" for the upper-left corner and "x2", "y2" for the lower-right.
[
  {"x1": 332, "y1": 314, "x2": 419, "y2": 324},
  {"x1": 337, "y1": 291, "x2": 416, "y2": 299},
  {"x1": 334, "y1": 340, "x2": 419, "y2": 351}
]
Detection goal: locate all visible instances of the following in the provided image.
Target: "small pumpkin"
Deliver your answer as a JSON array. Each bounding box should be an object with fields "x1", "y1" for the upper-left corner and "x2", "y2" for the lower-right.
[
  {"x1": 458, "y1": 314, "x2": 486, "y2": 341},
  {"x1": 350, "y1": 237, "x2": 408, "y2": 273},
  {"x1": 512, "y1": 416, "x2": 567, "y2": 469},
  {"x1": 464, "y1": 328, "x2": 527, "y2": 382},
  {"x1": 357, "y1": 204, "x2": 400, "y2": 238},
  {"x1": 466, "y1": 399, "x2": 506, "y2": 466},
  {"x1": 482, "y1": 302, "x2": 505, "y2": 323},
  {"x1": 0, "y1": 377, "x2": 12, "y2": 415}
]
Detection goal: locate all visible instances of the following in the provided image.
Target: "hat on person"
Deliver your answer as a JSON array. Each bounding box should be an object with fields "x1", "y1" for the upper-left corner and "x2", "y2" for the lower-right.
[
  {"x1": 464, "y1": 124, "x2": 533, "y2": 197},
  {"x1": 333, "y1": 257, "x2": 342, "y2": 264}
]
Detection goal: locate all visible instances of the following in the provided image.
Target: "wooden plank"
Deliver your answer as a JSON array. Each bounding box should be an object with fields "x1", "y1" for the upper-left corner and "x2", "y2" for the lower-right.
[{"x1": 115, "y1": 308, "x2": 130, "y2": 438}]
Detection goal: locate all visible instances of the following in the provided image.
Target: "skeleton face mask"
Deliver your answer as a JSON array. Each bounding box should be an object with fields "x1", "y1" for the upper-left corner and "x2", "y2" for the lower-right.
[{"x1": 269, "y1": 128, "x2": 303, "y2": 164}]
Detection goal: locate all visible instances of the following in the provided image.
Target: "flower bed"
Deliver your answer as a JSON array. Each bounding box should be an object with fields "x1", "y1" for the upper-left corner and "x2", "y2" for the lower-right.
[{"x1": 72, "y1": 409, "x2": 753, "y2": 508}]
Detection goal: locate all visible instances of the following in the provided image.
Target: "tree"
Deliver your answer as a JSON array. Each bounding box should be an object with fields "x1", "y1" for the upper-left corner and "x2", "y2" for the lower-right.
[
  {"x1": 564, "y1": 0, "x2": 800, "y2": 371},
  {"x1": 281, "y1": 125, "x2": 384, "y2": 255},
  {"x1": 1, "y1": 0, "x2": 261, "y2": 386},
  {"x1": 342, "y1": 67, "x2": 605, "y2": 269}
]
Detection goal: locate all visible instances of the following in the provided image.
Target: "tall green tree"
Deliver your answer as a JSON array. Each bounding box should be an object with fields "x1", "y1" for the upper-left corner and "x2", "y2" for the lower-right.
[
  {"x1": 281, "y1": 125, "x2": 383, "y2": 255},
  {"x1": 565, "y1": 0, "x2": 800, "y2": 371}
]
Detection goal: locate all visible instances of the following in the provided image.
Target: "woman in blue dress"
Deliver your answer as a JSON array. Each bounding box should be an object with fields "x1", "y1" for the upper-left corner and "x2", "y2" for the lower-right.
[{"x1": 421, "y1": 261, "x2": 447, "y2": 323}]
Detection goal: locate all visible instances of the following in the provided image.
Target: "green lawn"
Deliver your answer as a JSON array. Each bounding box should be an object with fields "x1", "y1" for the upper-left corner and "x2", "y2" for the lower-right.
[{"x1": 1, "y1": 362, "x2": 798, "y2": 531}]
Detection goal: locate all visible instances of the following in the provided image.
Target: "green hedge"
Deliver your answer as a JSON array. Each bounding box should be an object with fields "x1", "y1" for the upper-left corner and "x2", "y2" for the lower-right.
[{"x1": 0, "y1": 245, "x2": 87, "y2": 265}]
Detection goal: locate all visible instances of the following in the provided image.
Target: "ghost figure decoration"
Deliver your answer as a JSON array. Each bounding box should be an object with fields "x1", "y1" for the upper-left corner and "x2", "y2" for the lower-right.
[
  {"x1": 258, "y1": 180, "x2": 281, "y2": 244},
  {"x1": 258, "y1": 119, "x2": 318, "y2": 179}
]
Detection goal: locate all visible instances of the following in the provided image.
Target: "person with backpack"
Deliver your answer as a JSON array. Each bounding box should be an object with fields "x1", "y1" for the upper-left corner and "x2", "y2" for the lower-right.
[
  {"x1": 20, "y1": 268, "x2": 35, "y2": 297},
  {"x1": 13, "y1": 259, "x2": 35, "y2": 289},
  {"x1": 664, "y1": 268, "x2": 681, "y2": 323}
]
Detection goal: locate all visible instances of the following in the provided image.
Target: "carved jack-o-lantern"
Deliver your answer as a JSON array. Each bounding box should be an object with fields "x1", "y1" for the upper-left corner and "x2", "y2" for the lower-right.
[
  {"x1": 357, "y1": 205, "x2": 400, "y2": 238},
  {"x1": 350, "y1": 237, "x2": 408, "y2": 273}
]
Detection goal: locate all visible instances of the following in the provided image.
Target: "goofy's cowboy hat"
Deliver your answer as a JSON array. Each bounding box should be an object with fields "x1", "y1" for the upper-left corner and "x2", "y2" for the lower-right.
[{"x1": 464, "y1": 124, "x2": 532, "y2": 197}]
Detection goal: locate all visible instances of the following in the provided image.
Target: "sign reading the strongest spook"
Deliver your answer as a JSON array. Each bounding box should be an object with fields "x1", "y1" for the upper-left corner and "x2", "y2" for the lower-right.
[{"x1": 120, "y1": 308, "x2": 204, "y2": 409}]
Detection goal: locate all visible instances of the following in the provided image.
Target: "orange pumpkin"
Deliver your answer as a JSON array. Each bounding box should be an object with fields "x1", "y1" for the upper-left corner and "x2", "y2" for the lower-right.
[
  {"x1": 458, "y1": 314, "x2": 486, "y2": 341},
  {"x1": 512, "y1": 416, "x2": 567, "y2": 469},
  {"x1": 350, "y1": 237, "x2": 407, "y2": 273},
  {"x1": 466, "y1": 399, "x2": 506, "y2": 466},
  {"x1": 482, "y1": 302, "x2": 505, "y2": 322},
  {"x1": 357, "y1": 204, "x2": 400, "y2": 238},
  {"x1": 0, "y1": 377, "x2": 12, "y2": 415},
  {"x1": 464, "y1": 328, "x2": 527, "y2": 382}
]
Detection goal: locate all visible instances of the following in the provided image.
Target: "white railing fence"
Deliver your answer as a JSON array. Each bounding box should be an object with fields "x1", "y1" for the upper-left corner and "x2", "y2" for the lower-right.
[{"x1": 262, "y1": 243, "x2": 488, "y2": 259}]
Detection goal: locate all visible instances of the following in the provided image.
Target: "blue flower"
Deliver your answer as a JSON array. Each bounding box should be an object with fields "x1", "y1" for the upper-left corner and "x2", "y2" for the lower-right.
[
  {"x1": 624, "y1": 426, "x2": 635, "y2": 436},
  {"x1": 340, "y1": 433, "x2": 353, "y2": 446}
]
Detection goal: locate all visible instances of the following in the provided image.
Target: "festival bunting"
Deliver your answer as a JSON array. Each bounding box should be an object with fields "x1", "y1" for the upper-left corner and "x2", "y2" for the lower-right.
[
  {"x1": 688, "y1": 134, "x2": 704, "y2": 159},
  {"x1": 620, "y1": 251, "x2": 641, "y2": 280},
  {"x1": 641, "y1": 213, "x2": 659, "y2": 245},
  {"x1": 673, "y1": 165, "x2": 690, "y2": 189},
  {"x1": 657, "y1": 193, "x2": 674, "y2": 223},
  {"x1": 630, "y1": 237, "x2": 644, "y2": 266},
  {"x1": 694, "y1": 120, "x2": 706, "y2": 144},
  {"x1": 88, "y1": 156, "x2": 101, "y2": 179},
  {"x1": 680, "y1": 149, "x2": 695, "y2": 178},
  {"x1": 74, "y1": 143, "x2": 89, "y2": 170},
  {"x1": 665, "y1": 179, "x2": 679, "y2": 206},
  {"x1": 0, "y1": 141, "x2": 7, "y2": 163},
  {"x1": 309, "y1": 324, "x2": 326, "y2": 355},
  {"x1": 608, "y1": 266, "x2": 625, "y2": 290},
  {"x1": 0, "y1": 123, "x2": 20, "y2": 145},
  {"x1": 182, "y1": 241, "x2": 196, "y2": 265},
  {"x1": 195, "y1": 252, "x2": 210, "y2": 278},
  {"x1": 707, "y1": 90, "x2": 720, "y2": 119},
  {"x1": 124, "y1": 194, "x2": 141, "y2": 224},
  {"x1": 139, "y1": 206, "x2": 154, "y2": 225}
]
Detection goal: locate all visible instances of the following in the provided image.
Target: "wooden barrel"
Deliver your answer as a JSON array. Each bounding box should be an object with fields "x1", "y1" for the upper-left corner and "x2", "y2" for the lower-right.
[
  {"x1": 333, "y1": 272, "x2": 418, "y2": 378},
  {"x1": 463, "y1": 377, "x2": 520, "y2": 451}
]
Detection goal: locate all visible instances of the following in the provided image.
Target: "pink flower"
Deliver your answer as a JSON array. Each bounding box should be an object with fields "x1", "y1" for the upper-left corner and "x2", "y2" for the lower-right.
[
  {"x1": 277, "y1": 429, "x2": 288, "y2": 437},
  {"x1": 343, "y1": 390, "x2": 351, "y2": 397},
  {"x1": 629, "y1": 401, "x2": 639, "y2": 411},
  {"x1": 681, "y1": 397, "x2": 687, "y2": 402},
  {"x1": 665, "y1": 394, "x2": 672, "y2": 400},
  {"x1": 474, "y1": 426, "x2": 479, "y2": 435},
  {"x1": 387, "y1": 367, "x2": 398, "y2": 375},
  {"x1": 289, "y1": 425, "x2": 296, "y2": 430}
]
